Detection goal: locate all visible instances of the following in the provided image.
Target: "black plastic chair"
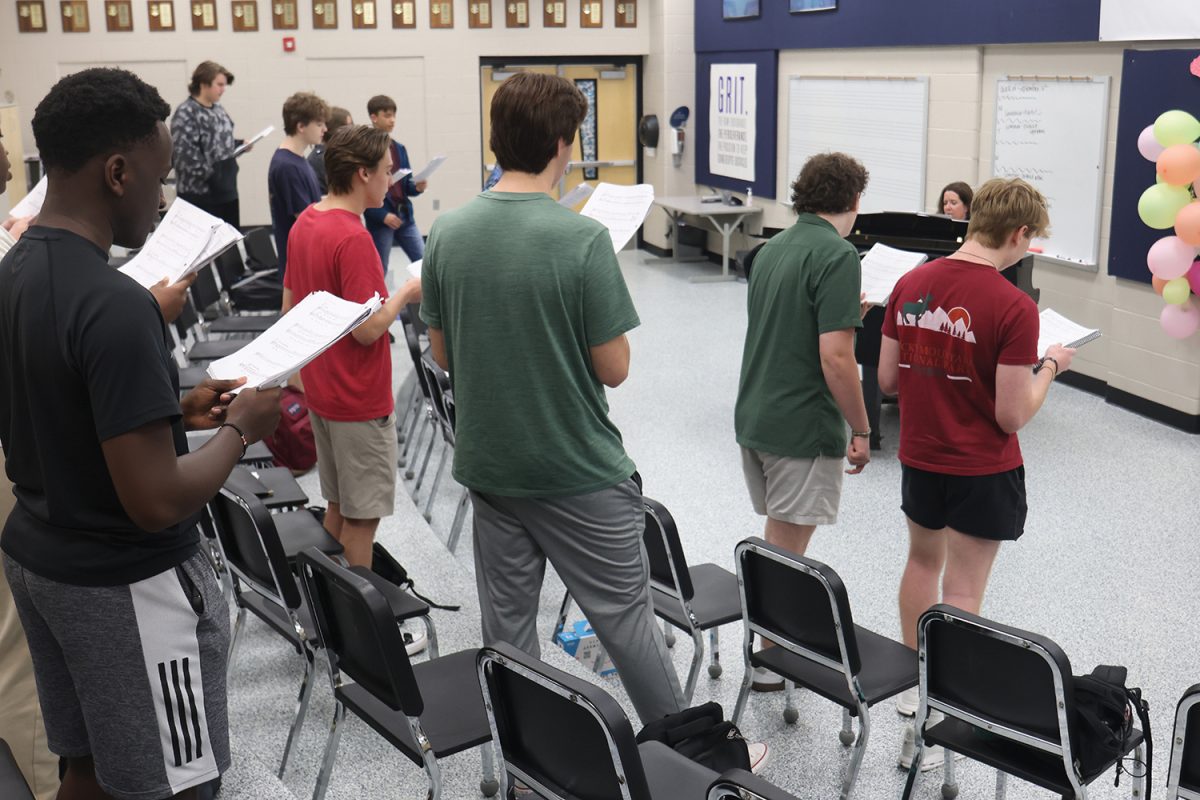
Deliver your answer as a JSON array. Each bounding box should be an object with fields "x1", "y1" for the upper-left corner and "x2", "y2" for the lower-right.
[
  {"x1": 902, "y1": 604, "x2": 1146, "y2": 800},
  {"x1": 0, "y1": 739, "x2": 34, "y2": 800},
  {"x1": 477, "y1": 642, "x2": 718, "y2": 800},
  {"x1": 190, "y1": 264, "x2": 278, "y2": 334},
  {"x1": 552, "y1": 497, "x2": 740, "y2": 701},
  {"x1": 297, "y1": 548, "x2": 497, "y2": 800},
  {"x1": 1167, "y1": 684, "x2": 1200, "y2": 799},
  {"x1": 732, "y1": 537, "x2": 918, "y2": 799},
  {"x1": 707, "y1": 768, "x2": 800, "y2": 800},
  {"x1": 244, "y1": 227, "x2": 280, "y2": 274},
  {"x1": 172, "y1": 299, "x2": 252, "y2": 363},
  {"x1": 224, "y1": 465, "x2": 309, "y2": 511}
]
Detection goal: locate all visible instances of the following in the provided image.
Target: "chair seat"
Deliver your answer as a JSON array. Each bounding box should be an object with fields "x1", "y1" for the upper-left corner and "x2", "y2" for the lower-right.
[
  {"x1": 639, "y1": 741, "x2": 719, "y2": 799},
  {"x1": 273, "y1": 511, "x2": 343, "y2": 560},
  {"x1": 186, "y1": 431, "x2": 274, "y2": 464},
  {"x1": 225, "y1": 466, "x2": 308, "y2": 510},
  {"x1": 652, "y1": 563, "x2": 742, "y2": 631},
  {"x1": 751, "y1": 626, "x2": 917, "y2": 713},
  {"x1": 237, "y1": 590, "x2": 305, "y2": 655},
  {"x1": 336, "y1": 648, "x2": 490, "y2": 766},
  {"x1": 186, "y1": 338, "x2": 248, "y2": 362},
  {"x1": 348, "y1": 566, "x2": 431, "y2": 621},
  {"x1": 710, "y1": 768, "x2": 801, "y2": 800},
  {"x1": 178, "y1": 365, "x2": 208, "y2": 393},
  {"x1": 926, "y1": 716, "x2": 1144, "y2": 794},
  {"x1": 209, "y1": 313, "x2": 279, "y2": 334}
]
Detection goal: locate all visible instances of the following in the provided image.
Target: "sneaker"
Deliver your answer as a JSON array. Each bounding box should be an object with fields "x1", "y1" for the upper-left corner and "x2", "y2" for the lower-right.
[
  {"x1": 747, "y1": 741, "x2": 770, "y2": 774},
  {"x1": 896, "y1": 685, "x2": 919, "y2": 717},
  {"x1": 751, "y1": 666, "x2": 784, "y2": 692},
  {"x1": 897, "y1": 717, "x2": 959, "y2": 772},
  {"x1": 400, "y1": 623, "x2": 427, "y2": 656}
]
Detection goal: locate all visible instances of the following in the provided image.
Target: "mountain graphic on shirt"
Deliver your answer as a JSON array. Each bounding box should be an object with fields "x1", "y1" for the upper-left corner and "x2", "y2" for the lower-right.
[{"x1": 896, "y1": 303, "x2": 977, "y2": 344}]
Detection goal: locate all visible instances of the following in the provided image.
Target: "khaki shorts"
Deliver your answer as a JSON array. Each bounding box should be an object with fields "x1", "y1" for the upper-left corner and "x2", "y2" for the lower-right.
[
  {"x1": 740, "y1": 447, "x2": 844, "y2": 526},
  {"x1": 310, "y1": 411, "x2": 397, "y2": 520}
]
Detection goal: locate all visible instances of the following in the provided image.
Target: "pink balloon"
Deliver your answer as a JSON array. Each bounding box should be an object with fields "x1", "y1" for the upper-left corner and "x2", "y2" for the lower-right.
[
  {"x1": 1161, "y1": 300, "x2": 1200, "y2": 339},
  {"x1": 1140, "y1": 125, "x2": 1166, "y2": 161},
  {"x1": 1146, "y1": 236, "x2": 1198, "y2": 279},
  {"x1": 1189, "y1": 260, "x2": 1200, "y2": 295}
]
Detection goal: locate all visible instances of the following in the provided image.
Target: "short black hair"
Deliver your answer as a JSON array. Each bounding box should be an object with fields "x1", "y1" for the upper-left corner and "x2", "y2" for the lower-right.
[
  {"x1": 367, "y1": 95, "x2": 396, "y2": 116},
  {"x1": 33, "y1": 68, "x2": 170, "y2": 175}
]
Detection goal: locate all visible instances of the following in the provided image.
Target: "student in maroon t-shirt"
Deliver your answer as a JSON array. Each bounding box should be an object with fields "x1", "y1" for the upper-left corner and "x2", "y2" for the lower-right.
[
  {"x1": 281, "y1": 125, "x2": 420, "y2": 569},
  {"x1": 878, "y1": 178, "x2": 1076, "y2": 765}
]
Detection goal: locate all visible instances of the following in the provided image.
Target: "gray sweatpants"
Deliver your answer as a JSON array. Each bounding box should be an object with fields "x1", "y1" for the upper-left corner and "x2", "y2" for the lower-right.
[{"x1": 470, "y1": 478, "x2": 685, "y2": 724}]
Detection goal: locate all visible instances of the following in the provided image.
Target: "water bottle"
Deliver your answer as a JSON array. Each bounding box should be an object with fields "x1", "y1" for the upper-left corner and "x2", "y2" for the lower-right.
[{"x1": 746, "y1": 187, "x2": 753, "y2": 207}]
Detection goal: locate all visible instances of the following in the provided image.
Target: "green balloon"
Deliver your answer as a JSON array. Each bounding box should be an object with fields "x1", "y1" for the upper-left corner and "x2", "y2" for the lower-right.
[
  {"x1": 1154, "y1": 110, "x2": 1200, "y2": 147},
  {"x1": 1138, "y1": 183, "x2": 1192, "y2": 229},
  {"x1": 1163, "y1": 276, "x2": 1192, "y2": 305}
]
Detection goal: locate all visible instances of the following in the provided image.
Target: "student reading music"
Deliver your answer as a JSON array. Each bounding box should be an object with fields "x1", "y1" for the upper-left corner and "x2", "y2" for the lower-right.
[
  {"x1": 170, "y1": 61, "x2": 245, "y2": 227},
  {"x1": 363, "y1": 94, "x2": 427, "y2": 272},
  {"x1": 268, "y1": 91, "x2": 328, "y2": 278}
]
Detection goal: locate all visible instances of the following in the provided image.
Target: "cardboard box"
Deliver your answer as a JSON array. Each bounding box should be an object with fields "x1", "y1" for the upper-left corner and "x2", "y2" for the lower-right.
[{"x1": 554, "y1": 619, "x2": 617, "y2": 676}]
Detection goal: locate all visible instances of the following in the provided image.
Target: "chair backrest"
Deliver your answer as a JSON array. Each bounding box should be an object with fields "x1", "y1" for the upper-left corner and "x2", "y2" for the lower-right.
[
  {"x1": 1167, "y1": 683, "x2": 1200, "y2": 793},
  {"x1": 641, "y1": 497, "x2": 695, "y2": 603},
  {"x1": 418, "y1": 354, "x2": 453, "y2": 435},
  {"x1": 707, "y1": 769, "x2": 799, "y2": 800},
  {"x1": 214, "y1": 247, "x2": 247, "y2": 288},
  {"x1": 478, "y1": 642, "x2": 653, "y2": 800},
  {"x1": 244, "y1": 227, "x2": 279, "y2": 270},
  {"x1": 735, "y1": 537, "x2": 861, "y2": 676},
  {"x1": 189, "y1": 264, "x2": 222, "y2": 313},
  {"x1": 297, "y1": 548, "x2": 423, "y2": 716},
  {"x1": 173, "y1": 295, "x2": 203, "y2": 341},
  {"x1": 208, "y1": 484, "x2": 301, "y2": 611},
  {"x1": 920, "y1": 605, "x2": 1074, "y2": 753}
]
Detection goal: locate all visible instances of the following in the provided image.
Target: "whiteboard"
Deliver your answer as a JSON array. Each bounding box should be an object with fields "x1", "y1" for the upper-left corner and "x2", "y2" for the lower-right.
[
  {"x1": 787, "y1": 77, "x2": 928, "y2": 214},
  {"x1": 1100, "y1": 0, "x2": 1200, "y2": 41},
  {"x1": 991, "y1": 78, "x2": 1110, "y2": 266}
]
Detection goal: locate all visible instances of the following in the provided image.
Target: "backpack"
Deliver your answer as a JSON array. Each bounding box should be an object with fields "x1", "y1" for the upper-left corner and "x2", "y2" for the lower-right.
[
  {"x1": 370, "y1": 542, "x2": 460, "y2": 612},
  {"x1": 1073, "y1": 664, "x2": 1151, "y2": 797},
  {"x1": 635, "y1": 702, "x2": 751, "y2": 773},
  {"x1": 263, "y1": 385, "x2": 317, "y2": 473}
]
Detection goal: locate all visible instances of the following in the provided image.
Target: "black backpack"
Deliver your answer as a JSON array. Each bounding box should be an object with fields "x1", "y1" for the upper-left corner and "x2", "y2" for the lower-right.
[
  {"x1": 636, "y1": 702, "x2": 750, "y2": 773},
  {"x1": 1073, "y1": 665, "x2": 1151, "y2": 797}
]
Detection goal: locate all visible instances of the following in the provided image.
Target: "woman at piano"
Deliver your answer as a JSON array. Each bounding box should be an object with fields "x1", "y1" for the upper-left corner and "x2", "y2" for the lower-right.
[{"x1": 940, "y1": 181, "x2": 973, "y2": 220}]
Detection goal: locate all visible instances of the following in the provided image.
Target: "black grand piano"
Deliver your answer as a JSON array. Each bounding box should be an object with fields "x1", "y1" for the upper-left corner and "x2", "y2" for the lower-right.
[{"x1": 847, "y1": 212, "x2": 1040, "y2": 450}]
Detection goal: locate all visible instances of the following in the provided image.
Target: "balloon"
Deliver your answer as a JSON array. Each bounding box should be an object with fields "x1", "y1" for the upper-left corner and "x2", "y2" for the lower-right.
[
  {"x1": 1156, "y1": 144, "x2": 1200, "y2": 185},
  {"x1": 1188, "y1": 260, "x2": 1200, "y2": 295},
  {"x1": 1163, "y1": 277, "x2": 1192, "y2": 305},
  {"x1": 1154, "y1": 110, "x2": 1200, "y2": 147},
  {"x1": 1147, "y1": 235, "x2": 1198, "y2": 279},
  {"x1": 1176, "y1": 201, "x2": 1200, "y2": 245},
  {"x1": 1160, "y1": 300, "x2": 1200, "y2": 338},
  {"x1": 1139, "y1": 125, "x2": 1166, "y2": 161},
  {"x1": 1138, "y1": 184, "x2": 1192, "y2": 229},
  {"x1": 1152, "y1": 275, "x2": 1168, "y2": 295}
]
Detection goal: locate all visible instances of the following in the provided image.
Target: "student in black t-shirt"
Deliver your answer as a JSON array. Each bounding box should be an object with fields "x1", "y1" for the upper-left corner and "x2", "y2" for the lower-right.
[{"x1": 0, "y1": 68, "x2": 280, "y2": 800}]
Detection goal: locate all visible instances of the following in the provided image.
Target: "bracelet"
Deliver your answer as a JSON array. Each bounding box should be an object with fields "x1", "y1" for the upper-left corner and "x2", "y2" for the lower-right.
[
  {"x1": 219, "y1": 422, "x2": 248, "y2": 458},
  {"x1": 851, "y1": 429, "x2": 872, "y2": 439},
  {"x1": 1035, "y1": 356, "x2": 1059, "y2": 378}
]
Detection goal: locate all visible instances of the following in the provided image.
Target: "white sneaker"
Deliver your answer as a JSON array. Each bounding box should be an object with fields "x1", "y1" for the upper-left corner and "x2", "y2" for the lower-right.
[
  {"x1": 898, "y1": 717, "x2": 960, "y2": 772},
  {"x1": 747, "y1": 741, "x2": 770, "y2": 774},
  {"x1": 401, "y1": 623, "x2": 428, "y2": 656},
  {"x1": 751, "y1": 666, "x2": 784, "y2": 692},
  {"x1": 896, "y1": 685, "x2": 919, "y2": 717}
]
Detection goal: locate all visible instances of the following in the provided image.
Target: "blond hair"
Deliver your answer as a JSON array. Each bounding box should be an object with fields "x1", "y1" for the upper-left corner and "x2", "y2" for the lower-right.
[{"x1": 966, "y1": 178, "x2": 1050, "y2": 248}]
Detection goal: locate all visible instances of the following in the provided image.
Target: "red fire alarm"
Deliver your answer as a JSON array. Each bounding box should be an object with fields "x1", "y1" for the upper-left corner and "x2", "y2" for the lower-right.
[{"x1": 283, "y1": 36, "x2": 296, "y2": 52}]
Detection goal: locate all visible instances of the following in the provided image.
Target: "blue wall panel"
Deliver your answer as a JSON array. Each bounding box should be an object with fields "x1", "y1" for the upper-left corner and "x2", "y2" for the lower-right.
[{"x1": 695, "y1": 50, "x2": 779, "y2": 199}]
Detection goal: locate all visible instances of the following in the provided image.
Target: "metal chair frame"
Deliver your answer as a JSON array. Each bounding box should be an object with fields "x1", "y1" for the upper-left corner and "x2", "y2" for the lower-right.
[{"x1": 1167, "y1": 686, "x2": 1200, "y2": 800}]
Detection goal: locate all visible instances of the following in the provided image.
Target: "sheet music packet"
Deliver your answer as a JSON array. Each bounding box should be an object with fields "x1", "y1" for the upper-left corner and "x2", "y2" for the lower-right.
[
  {"x1": 579, "y1": 182, "x2": 656, "y2": 253},
  {"x1": 1037, "y1": 309, "x2": 1101, "y2": 358},
  {"x1": 859, "y1": 243, "x2": 928, "y2": 306},
  {"x1": 412, "y1": 155, "x2": 447, "y2": 183},
  {"x1": 233, "y1": 125, "x2": 275, "y2": 158},
  {"x1": 558, "y1": 182, "x2": 595, "y2": 208},
  {"x1": 206, "y1": 290, "x2": 382, "y2": 391},
  {"x1": 7, "y1": 175, "x2": 47, "y2": 218},
  {"x1": 117, "y1": 199, "x2": 243, "y2": 288},
  {"x1": 407, "y1": 259, "x2": 422, "y2": 279},
  {"x1": 390, "y1": 168, "x2": 412, "y2": 186}
]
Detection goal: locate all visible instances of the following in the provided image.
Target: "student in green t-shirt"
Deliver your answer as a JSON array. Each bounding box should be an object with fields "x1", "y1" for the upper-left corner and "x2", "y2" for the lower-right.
[
  {"x1": 419, "y1": 73, "x2": 685, "y2": 726},
  {"x1": 734, "y1": 153, "x2": 873, "y2": 693}
]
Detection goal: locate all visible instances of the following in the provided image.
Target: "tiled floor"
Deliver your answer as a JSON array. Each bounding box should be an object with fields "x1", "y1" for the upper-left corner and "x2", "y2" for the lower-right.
[{"x1": 221, "y1": 249, "x2": 1200, "y2": 799}]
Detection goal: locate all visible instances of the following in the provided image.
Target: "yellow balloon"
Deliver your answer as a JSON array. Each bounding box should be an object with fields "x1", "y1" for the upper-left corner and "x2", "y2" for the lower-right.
[
  {"x1": 1154, "y1": 110, "x2": 1200, "y2": 147},
  {"x1": 1139, "y1": 184, "x2": 1192, "y2": 229},
  {"x1": 1163, "y1": 276, "x2": 1192, "y2": 305}
]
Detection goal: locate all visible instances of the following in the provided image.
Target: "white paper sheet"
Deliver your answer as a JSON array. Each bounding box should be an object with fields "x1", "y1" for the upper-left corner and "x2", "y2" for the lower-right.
[
  {"x1": 8, "y1": 175, "x2": 47, "y2": 218},
  {"x1": 1037, "y1": 309, "x2": 1101, "y2": 358},
  {"x1": 118, "y1": 200, "x2": 223, "y2": 288},
  {"x1": 579, "y1": 182, "x2": 656, "y2": 253},
  {"x1": 859, "y1": 243, "x2": 928, "y2": 306},
  {"x1": 207, "y1": 291, "x2": 382, "y2": 389},
  {"x1": 407, "y1": 259, "x2": 422, "y2": 279},
  {"x1": 233, "y1": 125, "x2": 275, "y2": 157},
  {"x1": 390, "y1": 168, "x2": 412, "y2": 186},
  {"x1": 558, "y1": 182, "x2": 595, "y2": 208},
  {"x1": 412, "y1": 155, "x2": 447, "y2": 183}
]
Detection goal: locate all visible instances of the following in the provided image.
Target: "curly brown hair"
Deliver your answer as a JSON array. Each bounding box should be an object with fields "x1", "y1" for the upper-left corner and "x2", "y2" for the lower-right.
[
  {"x1": 790, "y1": 152, "x2": 869, "y2": 215},
  {"x1": 282, "y1": 92, "x2": 330, "y2": 136}
]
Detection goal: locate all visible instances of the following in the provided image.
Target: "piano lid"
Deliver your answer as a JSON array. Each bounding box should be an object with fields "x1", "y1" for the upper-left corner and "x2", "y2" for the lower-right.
[{"x1": 847, "y1": 211, "x2": 967, "y2": 256}]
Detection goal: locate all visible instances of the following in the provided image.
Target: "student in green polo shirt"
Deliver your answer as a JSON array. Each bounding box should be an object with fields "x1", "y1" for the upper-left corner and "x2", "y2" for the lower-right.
[
  {"x1": 734, "y1": 152, "x2": 873, "y2": 692},
  {"x1": 419, "y1": 73, "x2": 688, "y2": 728}
]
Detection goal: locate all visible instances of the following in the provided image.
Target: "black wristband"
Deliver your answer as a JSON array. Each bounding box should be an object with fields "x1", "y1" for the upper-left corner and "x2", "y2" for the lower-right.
[{"x1": 219, "y1": 422, "x2": 248, "y2": 458}]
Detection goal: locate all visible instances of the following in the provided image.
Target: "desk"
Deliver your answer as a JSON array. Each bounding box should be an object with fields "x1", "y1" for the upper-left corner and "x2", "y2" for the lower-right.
[{"x1": 650, "y1": 196, "x2": 762, "y2": 283}]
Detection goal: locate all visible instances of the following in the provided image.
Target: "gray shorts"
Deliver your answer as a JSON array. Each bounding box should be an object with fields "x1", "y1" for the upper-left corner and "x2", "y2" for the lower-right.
[
  {"x1": 740, "y1": 447, "x2": 845, "y2": 526},
  {"x1": 311, "y1": 411, "x2": 397, "y2": 520},
  {"x1": 3, "y1": 551, "x2": 230, "y2": 800}
]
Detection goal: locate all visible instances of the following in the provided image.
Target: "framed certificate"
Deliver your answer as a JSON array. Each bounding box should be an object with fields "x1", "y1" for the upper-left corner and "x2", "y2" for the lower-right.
[
  {"x1": 352, "y1": 0, "x2": 376, "y2": 26},
  {"x1": 615, "y1": 0, "x2": 635, "y2": 27},
  {"x1": 504, "y1": 0, "x2": 527, "y2": 27},
  {"x1": 191, "y1": 0, "x2": 217, "y2": 29},
  {"x1": 580, "y1": 0, "x2": 600, "y2": 27},
  {"x1": 468, "y1": 0, "x2": 490, "y2": 27},
  {"x1": 429, "y1": 0, "x2": 451, "y2": 27},
  {"x1": 148, "y1": 0, "x2": 175, "y2": 30},
  {"x1": 272, "y1": 0, "x2": 297, "y2": 27},
  {"x1": 17, "y1": 0, "x2": 49, "y2": 31},
  {"x1": 543, "y1": 0, "x2": 563, "y2": 27},
  {"x1": 231, "y1": 0, "x2": 257, "y2": 29},
  {"x1": 391, "y1": 0, "x2": 413, "y2": 26},
  {"x1": 61, "y1": 0, "x2": 90, "y2": 31},
  {"x1": 312, "y1": 0, "x2": 336, "y2": 27},
  {"x1": 105, "y1": 0, "x2": 134, "y2": 29}
]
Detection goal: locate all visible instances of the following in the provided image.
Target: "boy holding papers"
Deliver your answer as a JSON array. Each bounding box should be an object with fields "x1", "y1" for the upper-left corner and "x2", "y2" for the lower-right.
[
  {"x1": 1, "y1": 68, "x2": 280, "y2": 800},
  {"x1": 878, "y1": 178, "x2": 1076, "y2": 767},
  {"x1": 363, "y1": 94, "x2": 428, "y2": 272},
  {"x1": 282, "y1": 125, "x2": 421, "y2": 572}
]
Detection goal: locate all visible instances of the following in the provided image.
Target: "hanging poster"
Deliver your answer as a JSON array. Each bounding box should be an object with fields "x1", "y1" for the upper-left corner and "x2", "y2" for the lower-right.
[{"x1": 708, "y1": 63, "x2": 756, "y2": 182}]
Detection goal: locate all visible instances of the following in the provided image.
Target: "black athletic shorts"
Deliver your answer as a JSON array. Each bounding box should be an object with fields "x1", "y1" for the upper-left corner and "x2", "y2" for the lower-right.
[{"x1": 900, "y1": 464, "x2": 1028, "y2": 541}]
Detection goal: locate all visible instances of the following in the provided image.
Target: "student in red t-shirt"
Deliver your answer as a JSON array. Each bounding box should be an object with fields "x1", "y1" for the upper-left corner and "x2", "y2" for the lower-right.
[
  {"x1": 878, "y1": 179, "x2": 1076, "y2": 766},
  {"x1": 281, "y1": 125, "x2": 421, "y2": 569}
]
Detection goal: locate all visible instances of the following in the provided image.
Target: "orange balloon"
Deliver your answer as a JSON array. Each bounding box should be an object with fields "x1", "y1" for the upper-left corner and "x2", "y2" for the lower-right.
[
  {"x1": 1153, "y1": 275, "x2": 1168, "y2": 295},
  {"x1": 1157, "y1": 144, "x2": 1200, "y2": 185},
  {"x1": 1176, "y1": 201, "x2": 1200, "y2": 246}
]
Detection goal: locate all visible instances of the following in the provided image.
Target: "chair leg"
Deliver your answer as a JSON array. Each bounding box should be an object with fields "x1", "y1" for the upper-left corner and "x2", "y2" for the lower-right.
[
  {"x1": 404, "y1": 413, "x2": 430, "y2": 479},
  {"x1": 423, "y1": 440, "x2": 450, "y2": 521},
  {"x1": 839, "y1": 703, "x2": 870, "y2": 800},
  {"x1": 900, "y1": 715, "x2": 926, "y2": 800},
  {"x1": 994, "y1": 770, "x2": 1007, "y2": 800},
  {"x1": 1131, "y1": 743, "x2": 1145, "y2": 799},
  {"x1": 732, "y1": 665, "x2": 753, "y2": 725},
  {"x1": 783, "y1": 680, "x2": 799, "y2": 724},
  {"x1": 684, "y1": 628, "x2": 704, "y2": 703},
  {"x1": 446, "y1": 489, "x2": 470, "y2": 553},
  {"x1": 227, "y1": 606, "x2": 247, "y2": 671},
  {"x1": 663, "y1": 619, "x2": 675, "y2": 648},
  {"x1": 311, "y1": 702, "x2": 346, "y2": 800},
  {"x1": 941, "y1": 746, "x2": 958, "y2": 799},
  {"x1": 401, "y1": 397, "x2": 423, "y2": 461},
  {"x1": 278, "y1": 651, "x2": 316, "y2": 779},
  {"x1": 479, "y1": 744, "x2": 499, "y2": 797},
  {"x1": 412, "y1": 426, "x2": 438, "y2": 494},
  {"x1": 708, "y1": 628, "x2": 723, "y2": 678},
  {"x1": 421, "y1": 614, "x2": 440, "y2": 661},
  {"x1": 422, "y1": 744, "x2": 444, "y2": 800},
  {"x1": 840, "y1": 708, "x2": 854, "y2": 746},
  {"x1": 551, "y1": 591, "x2": 572, "y2": 645},
  {"x1": 396, "y1": 379, "x2": 418, "y2": 445}
]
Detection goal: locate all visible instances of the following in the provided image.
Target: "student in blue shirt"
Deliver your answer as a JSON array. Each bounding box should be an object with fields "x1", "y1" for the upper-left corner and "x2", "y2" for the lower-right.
[
  {"x1": 363, "y1": 94, "x2": 427, "y2": 274},
  {"x1": 268, "y1": 92, "x2": 329, "y2": 279}
]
